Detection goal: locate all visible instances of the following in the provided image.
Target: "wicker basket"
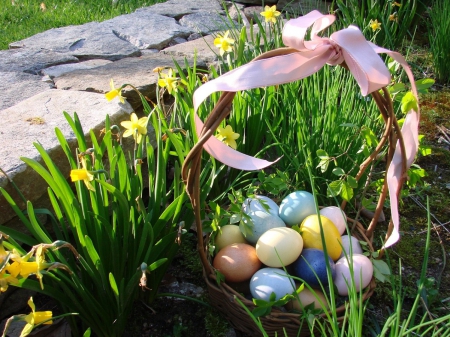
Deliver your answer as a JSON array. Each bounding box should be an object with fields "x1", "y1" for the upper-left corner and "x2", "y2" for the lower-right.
[{"x1": 182, "y1": 45, "x2": 410, "y2": 336}]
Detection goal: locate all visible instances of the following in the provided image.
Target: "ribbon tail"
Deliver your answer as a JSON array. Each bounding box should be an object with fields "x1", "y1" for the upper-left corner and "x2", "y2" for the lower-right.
[{"x1": 384, "y1": 109, "x2": 419, "y2": 248}]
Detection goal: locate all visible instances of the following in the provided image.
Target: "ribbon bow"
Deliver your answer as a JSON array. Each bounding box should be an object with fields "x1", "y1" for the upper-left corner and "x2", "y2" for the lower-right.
[{"x1": 192, "y1": 11, "x2": 420, "y2": 248}]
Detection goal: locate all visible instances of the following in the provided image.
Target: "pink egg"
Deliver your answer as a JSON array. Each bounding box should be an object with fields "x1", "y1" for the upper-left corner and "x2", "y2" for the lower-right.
[
  {"x1": 213, "y1": 243, "x2": 262, "y2": 283},
  {"x1": 320, "y1": 206, "x2": 347, "y2": 235},
  {"x1": 334, "y1": 254, "x2": 373, "y2": 296}
]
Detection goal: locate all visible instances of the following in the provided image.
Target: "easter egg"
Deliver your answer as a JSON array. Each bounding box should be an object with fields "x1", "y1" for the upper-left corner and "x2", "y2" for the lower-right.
[
  {"x1": 334, "y1": 254, "x2": 373, "y2": 296},
  {"x1": 287, "y1": 287, "x2": 328, "y2": 311},
  {"x1": 320, "y1": 206, "x2": 347, "y2": 235},
  {"x1": 215, "y1": 225, "x2": 247, "y2": 251},
  {"x1": 279, "y1": 191, "x2": 317, "y2": 226},
  {"x1": 256, "y1": 227, "x2": 303, "y2": 267},
  {"x1": 292, "y1": 249, "x2": 335, "y2": 288},
  {"x1": 339, "y1": 235, "x2": 363, "y2": 259},
  {"x1": 300, "y1": 215, "x2": 342, "y2": 261},
  {"x1": 213, "y1": 243, "x2": 262, "y2": 283},
  {"x1": 250, "y1": 268, "x2": 296, "y2": 301},
  {"x1": 239, "y1": 211, "x2": 286, "y2": 244},
  {"x1": 242, "y1": 195, "x2": 280, "y2": 217}
]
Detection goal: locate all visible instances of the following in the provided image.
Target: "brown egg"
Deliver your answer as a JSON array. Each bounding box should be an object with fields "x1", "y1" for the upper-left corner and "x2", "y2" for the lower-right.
[{"x1": 213, "y1": 243, "x2": 262, "y2": 283}]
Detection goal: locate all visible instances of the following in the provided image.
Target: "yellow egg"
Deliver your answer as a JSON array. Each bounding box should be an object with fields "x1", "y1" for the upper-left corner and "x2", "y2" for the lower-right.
[
  {"x1": 300, "y1": 215, "x2": 342, "y2": 261},
  {"x1": 215, "y1": 225, "x2": 247, "y2": 251}
]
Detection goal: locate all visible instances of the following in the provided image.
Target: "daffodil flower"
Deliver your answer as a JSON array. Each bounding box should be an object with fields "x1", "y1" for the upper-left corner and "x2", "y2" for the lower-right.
[
  {"x1": 0, "y1": 270, "x2": 19, "y2": 293},
  {"x1": 121, "y1": 112, "x2": 148, "y2": 144},
  {"x1": 1, "y1": 297, "x2": 53, "y2": 337},
  {"x1": 70, "y1": 157, "x2": 95, "y2": 191},
  {"x1": 389, "y1": 13, "x2": 398, "y2": 22},
  {"x1": 105, "y1": 79, "x2": 125, "y2": 103},
  {"x1": 369, "y1": 19, "x2": 382, "y2": 32},
  {"x1": 216, "y1": 125, "x2": 240, "y2": 150},
  {"x1": 157, "y1": 68, "x2": 179, "y2": 94},
  {"x1": 214, "y1": 31, "x2": 235, "y2": 56},
  {"x1": 392, "y1": 1, "x2": 401, "y2": 7},
  {"x1": 260, "y1": 5, "x2": 281, "y2": 23}
]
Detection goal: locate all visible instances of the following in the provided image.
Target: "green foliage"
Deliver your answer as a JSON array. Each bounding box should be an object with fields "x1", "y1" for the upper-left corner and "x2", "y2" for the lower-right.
[
  {"x1": 0, "y1": 90, "x2": 189, "y2": 336},
  {"x1": 428, "y1": 0, "x2": 450, "y2": 83},
  {"x1": 0, "y1": 0, "x2": 166, "y2": 50}
]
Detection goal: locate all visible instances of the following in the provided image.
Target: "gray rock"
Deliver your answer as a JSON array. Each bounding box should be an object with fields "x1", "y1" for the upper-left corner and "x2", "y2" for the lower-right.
[
  {"x1": 162, "y1": 35, "x2": 218, "y2": 63},
  {"x1": 235, "y1": 0, "x2": 277, "y2": 4},
  {"x1": 0, "y1": 48, "x2": 79, "y2": 75},
  {"x1": 9, "y1": 22, "x2": 141, "y2": 61},
  {"x1": 42, "y1": 59, "x2": 113, "y2": 78},
  {"x1": 100, "y1": 12, "x2": 193, "y2": 50},
  {"x1": 0, "y1": 72, "x2": 53, "y2": 111},
  {"x1": 53, "y1": 53, "x2": 205, "y2": 109},
  {"x1": 243, "y1": 6, "x2": 265, "y2": 22},
  {"x1": 0, "y1": 90, "x2": 133, "y2": 225},
  {"x1": 137, "y1": 0, "x2": 224, "y2": 19},
  {"x1": 179, "y1": 12, "x2": 240, "y2": 35},
  {"x1": 0, "y1": 287, "x2": 35, "y2": 320}
]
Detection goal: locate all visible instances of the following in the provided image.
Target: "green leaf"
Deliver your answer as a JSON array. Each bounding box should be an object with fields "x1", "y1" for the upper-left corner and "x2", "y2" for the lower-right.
[
  {"x1": 332, "y1": 167, "x2": 345, "y2": 176},
  {"x1": 251, "y1": 306, "x2": 271, "y2": 318},
  {"x1": 340, "y1": 181, "x2": 354, "y2": 201},
  {"x1": 372, "y1": 259, "x2": 391, "y2": 283},
  {"x1": 419, "y1": 145, "x2": 432, "y2": 157},
  {"x1": 147, "y1": 258, "x2": 168, "y2": 272},
  {"x1": 415, "y1": 78, "x2": 434, "y2": 93},
  {"x1": 401, "y1": 91, "x2": 418, "y2": 113},
  {"x1": 347, "y1": 175, "x2": 358, "y2": 189},
  {"x1": 327, "y1": 180, "x2": 342, "y2": 198},
  {"x1": 230, "y1": 214, "x2": 241, "y2": 224},
  {"x1": 83, "y1": 328, "x2": 91, "y2": 337},
  {"x1": 109, "y1": 272, "x2": 119, "y2": 298},
  {"x1": 388, "y1": 83, "x2": 406, "y2": 94},
  {"x1": 361, "y1": 127, "x2": 379, "y2": 147},
  {"x1": 316, "y1": 149, "x2": 329, "y2": 159}
]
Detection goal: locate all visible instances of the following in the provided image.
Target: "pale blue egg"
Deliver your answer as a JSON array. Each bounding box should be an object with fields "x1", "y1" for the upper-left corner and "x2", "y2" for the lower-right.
[
  {"x1": 242, "y1": 195, "x2": 280, "y2": 217},
  {"x1": 240, "y1": 211, "x2": 286, "y2": 244},
  {"x1": 250, "y1": 268, "x2": 296, "y2": 301},
  {"x1": 279, "y1": 191, "x2": 317, "y2": 226}
]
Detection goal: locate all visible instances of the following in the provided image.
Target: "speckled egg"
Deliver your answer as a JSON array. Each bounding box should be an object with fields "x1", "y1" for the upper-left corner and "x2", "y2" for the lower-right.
[
  {"x1": 334, "y1": 254, "x2": 373, "y2": 296},
  {"x1": 256, "y1": 227, "x2": 303, "y2": 267},
  {"x1": 250, "y1": 268, "x2": 296, "y2": 301},
  {"x1": 213, "y1": 243, "x2": 262, "y2": 283},
  {"x1": 300, "y1": 215, "x2": 342, "y2": 261},
  {"x1": 215, "y1": 225, "x2": 247, "y2": 251},
  {"x1": 286, "y1": 287, "x2": 328, "y2": 311},
  {"x1": 242, "y1": 195, "x2": 280, "y2": 217},
  {"x1": 320, "y1": 206, "x2": 347, "y2": 235},
  {"x1": 339, "y1": 235, "x2": 363, "y2": 259},
  {"x1": 279, "y1": 191, "x2": 317, "y2": 226},
  {"x1": 239, "y1": 210, "x2": 286, "y2": 244},
  {"x1": 292, "y1": 249, "x2": 335, "y2": 288}
]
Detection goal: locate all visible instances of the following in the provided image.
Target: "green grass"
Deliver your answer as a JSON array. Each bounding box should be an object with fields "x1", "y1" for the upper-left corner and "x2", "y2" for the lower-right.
[{"x1": 0, "y1": 0, "x2": 167, "y2": 50}]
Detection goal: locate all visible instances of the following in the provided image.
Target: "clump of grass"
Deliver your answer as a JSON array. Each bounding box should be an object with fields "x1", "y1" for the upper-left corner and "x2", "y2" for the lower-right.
[
  {"x1": 428, "y1": 0, "x2": 450, "y2": 84},
  {"x1": 0, "y1": 0, "x2": 166, "y2": 50}
]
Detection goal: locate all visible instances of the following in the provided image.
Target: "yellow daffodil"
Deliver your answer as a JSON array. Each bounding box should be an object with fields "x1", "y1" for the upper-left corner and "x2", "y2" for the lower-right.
[
  {"x1": 157, "y1": 68, "x2": 179, "y2": 94},
  {"x1": 19, "y1": 297, "x2": 53, "y2": 337},
  {"x1": 369, "y1": 19, "x2": 382, "y2": 32},
  {"x1": 121, "y1": 112, "x2": 148, "y2": 144},
  {"x1": 389, "y1": 13, "x2": 398, "y2": 22},
  {"x1": 0, "y1": 270, "x2": 19, "y2": 293},
  {"x1": 392, "y1": 1, "x2": 401, "y2": 7},
  {"x1": 260, "y1": 5, "x2": 281, "y2": 23},
  {"x1": 216, "y1": 125, "x2": 240, "y2": 150},
  {"x1": 105, "y1": 79, "x2": 125, "y2": 103},
  {"x1": 214, "y1": 31, "x2": 235, "y2": 56},
  {"x1": 70, "y1": 157, "x2": 95, "y2": 191}
]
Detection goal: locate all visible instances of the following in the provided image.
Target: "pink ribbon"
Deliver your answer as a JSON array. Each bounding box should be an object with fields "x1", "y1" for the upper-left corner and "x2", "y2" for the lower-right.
[{"x1": 193, "y1": 10, "x2": 419, "y2": 248}]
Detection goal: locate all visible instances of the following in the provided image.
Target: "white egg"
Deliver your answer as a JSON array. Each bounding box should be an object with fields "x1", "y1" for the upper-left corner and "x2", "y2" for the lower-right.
[
  {"x1": 242, "y1": 195, "x2": 280, "y2": 217},
  {"x1": 339, "y1": 235, "x2": 363, "y2": 259},
  {"x1": 250, "y1": 268, "x2": 296, "y2": 301},
  {"x1": 320, "y1": 206, "x2": 347, "y2": 235},
  {"x1": 240, "y1": 211, "x2": 286, "y2": 244},
  {"x1": 334, "y1": 254, "x2": 373, "y2": 296},
  {"x1": 279, "y1": 191, "x2": 316, "y2": 226}
]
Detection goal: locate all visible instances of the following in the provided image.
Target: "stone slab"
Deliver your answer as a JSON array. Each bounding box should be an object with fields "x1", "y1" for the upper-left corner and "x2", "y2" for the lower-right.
[
  {"x1": 0, "y1": 90, "x2": 134, "y2": 224},
  {"x1": 137, "y1": 0, "x2": 224, "y2": 19},
  {"x1": 53, "y1": 53, "x2": 205, "y2": 108},
  {"x1": 100, "y1": 12, "x2": 193, "y2": 50},
  {"x1": 0, "y1": 48, "x2": 79, "y2": 75},
  {"x1": 162, "y1": 35, "x2": 218, "y2": 63},
  {"x1": 0, "y1": 72, "x2": 53, "y2": 111},
  {"x1": 179, "y1": 12, "x2": 240, "y2": 35},
  {"x1": 42, "y1": 59, "x2": 113, "y2": 78},
  {"x1": 9, "y1": 22, "x2": 141, "y2": 61}
]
